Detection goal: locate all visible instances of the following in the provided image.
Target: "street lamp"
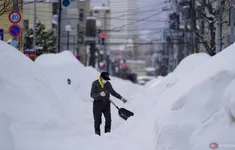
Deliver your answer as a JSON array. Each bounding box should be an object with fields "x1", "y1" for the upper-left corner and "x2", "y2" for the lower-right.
[{"x1": 65, "y1": 25, "x2": 72, "y2": 50}]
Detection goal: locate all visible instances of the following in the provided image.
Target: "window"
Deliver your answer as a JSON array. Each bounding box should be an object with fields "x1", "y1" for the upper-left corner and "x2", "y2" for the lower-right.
[
  {"x1": 79, "y1": 9, "x2": 84, "y2": 21},
  {"x1": 52, "y1": 2, "x2": 58, "y2": 15},
  {"x1": 23, "y1": 20, "x2": 29, "y2": 30}
]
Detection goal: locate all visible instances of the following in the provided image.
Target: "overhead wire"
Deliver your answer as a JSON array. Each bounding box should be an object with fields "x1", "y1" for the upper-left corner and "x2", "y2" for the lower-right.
[
  {"x1": 103, "y1": 1, "x2": 167, "y2": 14},
  {"x1": 111, "y1": 10, "x2": 166, "y2": 31},
  {"x1": 22, "y1": 0, "x2": 172, "y2": 44},
  {"x1": 110, "y1": 4, "x2": 172, "y2": 19}
]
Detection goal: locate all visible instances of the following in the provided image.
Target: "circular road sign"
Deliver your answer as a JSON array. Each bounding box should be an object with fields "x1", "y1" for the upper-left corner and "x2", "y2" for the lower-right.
[
  {"x1": 9, "y1": 24, "x2": 21, "y2": 37},
  {"x1": 8, "y1": 11, "x2": 22, "y2": 24}
]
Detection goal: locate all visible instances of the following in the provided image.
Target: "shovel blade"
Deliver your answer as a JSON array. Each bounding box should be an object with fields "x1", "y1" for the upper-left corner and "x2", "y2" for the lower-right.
[{"x1": 118, "y1": 108, "x2": 134, "y2": 120}]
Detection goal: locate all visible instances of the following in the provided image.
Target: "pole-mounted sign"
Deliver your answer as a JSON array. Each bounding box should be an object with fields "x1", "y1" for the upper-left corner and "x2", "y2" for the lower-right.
[{"x1": 8, "y1": 11, "x2": 21, "y2": 24}]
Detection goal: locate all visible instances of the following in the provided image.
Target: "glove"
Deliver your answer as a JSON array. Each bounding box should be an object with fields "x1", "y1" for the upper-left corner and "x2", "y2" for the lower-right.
[
  {"x1": 100, "y1": 91, "x2": 106, "y2": 97},
  {"x1": 121, "y1": 97, "x2": 127, "y2": 103}
]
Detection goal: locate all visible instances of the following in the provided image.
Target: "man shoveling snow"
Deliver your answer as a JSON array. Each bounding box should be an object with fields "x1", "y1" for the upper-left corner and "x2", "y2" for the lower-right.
[{"x1": 90, "y1": 72, "x2": 127, "y2": 136}]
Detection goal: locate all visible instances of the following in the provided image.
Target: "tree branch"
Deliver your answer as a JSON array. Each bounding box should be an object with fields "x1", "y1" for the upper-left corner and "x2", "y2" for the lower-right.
[
  {"x1": 195, "y1": 30, "x2": 215, "y2": 56},
  {"x1": 0, "y1": 0, "x2": 13, "y2": 16}
]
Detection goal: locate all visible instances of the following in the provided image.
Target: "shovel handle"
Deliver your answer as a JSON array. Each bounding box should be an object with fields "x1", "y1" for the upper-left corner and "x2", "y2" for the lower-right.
[{"x1": 109, "y1": 99, "x2": 119, "y2": 110}]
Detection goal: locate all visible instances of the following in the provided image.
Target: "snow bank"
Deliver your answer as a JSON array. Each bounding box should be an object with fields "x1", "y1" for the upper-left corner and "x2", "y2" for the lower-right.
[
  {"x1": 0, "y1": 41, "x2": 79, "y2": 149},
  {"x1": 35, "y1": 51, "x2": 82, "y2": 67},
  {"x1": 0, "y1": 41, "x2": 142, "y2": 150},
  {"x1": 0, "y1": 41, "x2": 71, "y2": 123},
  {"x1": 173, "y1": 53, "x2": 211, "y2": 76},
  {"x1": 35, "y1": 51, "x2": 141, "y2": 103},
  {"x1": 33, "y1": 50, "x2": 142, "y2": 149},
  {"x1": 151, "y1": 45, "x2": 235, "y2": 150},
  {"x1": 3, "y1": 35, "x2": 235, "y2": 150},
  {"x1": 0, "y1": 114, "x2": 15, "y2": 150}
]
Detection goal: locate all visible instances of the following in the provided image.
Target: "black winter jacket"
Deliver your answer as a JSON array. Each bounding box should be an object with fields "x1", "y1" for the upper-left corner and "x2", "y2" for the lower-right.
[{"x1": 90, "y1": 80, "x2": 122, "y2": 101}]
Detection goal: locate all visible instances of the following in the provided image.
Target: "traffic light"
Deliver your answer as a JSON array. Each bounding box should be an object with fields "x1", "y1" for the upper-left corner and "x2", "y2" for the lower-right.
[{"x1": 100, "y1": 33, "x2": 105, "y2": 45}]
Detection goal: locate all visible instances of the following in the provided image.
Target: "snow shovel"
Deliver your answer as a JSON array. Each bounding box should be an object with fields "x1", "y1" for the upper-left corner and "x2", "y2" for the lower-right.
[{"x1": 109, "y1": 99, "x2": 134, "y2": 120}]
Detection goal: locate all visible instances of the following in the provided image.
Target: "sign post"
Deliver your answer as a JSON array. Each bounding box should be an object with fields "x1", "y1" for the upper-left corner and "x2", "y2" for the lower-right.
[{"x1": 8, "y1": 10, "x2": 22, "y2": 50}]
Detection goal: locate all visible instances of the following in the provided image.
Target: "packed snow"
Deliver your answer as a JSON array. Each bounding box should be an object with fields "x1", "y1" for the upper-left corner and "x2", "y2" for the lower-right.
[{"x1": 1, "y1": 39, "x2": 235, "y2": 150}]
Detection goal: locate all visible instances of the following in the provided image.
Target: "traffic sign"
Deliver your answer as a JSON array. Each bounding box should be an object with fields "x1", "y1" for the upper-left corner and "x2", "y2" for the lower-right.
[
  {"x1": 0, "y1": 29, "x2": 4, "y2": 41},
  {"x1": 9, "y1": 24, "x2": 21, "y2": 37},
  {"x1": 62, "y1": 0, "x2": 71, "y2": 7},
  {"x1": 8, "y1": 11, "x2": 21, "y2": 24},
  {"x1": 24, "y1": 49, "x2": 36, "y2": 59}
]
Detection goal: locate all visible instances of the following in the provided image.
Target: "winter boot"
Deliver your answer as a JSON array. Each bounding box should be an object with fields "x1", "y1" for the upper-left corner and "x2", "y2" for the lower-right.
[
  {"x1": 95, "y1": 130, "x2": 100, "y2": 136},
  {"x1": 105, "y1": 127, "x2": 111, "y2": 133}
]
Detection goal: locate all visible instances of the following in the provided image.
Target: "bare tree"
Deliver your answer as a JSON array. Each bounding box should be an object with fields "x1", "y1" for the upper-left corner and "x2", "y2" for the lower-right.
[
  {"x1": 0, "y1": 0, "x2": 14, "y2": 16},
  {"x1": 195, "y1": 0, "x2": 226, "y2": 56}
]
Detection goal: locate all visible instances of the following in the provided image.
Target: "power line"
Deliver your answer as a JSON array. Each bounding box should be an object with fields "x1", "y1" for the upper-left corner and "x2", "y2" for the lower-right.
[
  {"x1": 111, "y1": 4, "x2": 172, "y2": 19},
  {"x1": 107, "y1": 1, "x2": 167, "y2": 14},
  {"x1": 111, "y1": 10, "x2": 166, "y2": 31}
]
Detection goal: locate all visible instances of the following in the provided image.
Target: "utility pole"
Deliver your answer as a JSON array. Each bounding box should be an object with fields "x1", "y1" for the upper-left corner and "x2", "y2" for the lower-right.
[
  {"x1": 229, "y1": 5, "x2": 235, "y2": 45},
  {"x1": 166, "y1": 37, "x2": 171, "y2": 75},
  {"x1": 33, "y1": 0, "x2": 36, "y2": 51},
  {"x1": 215, "y1": 0, "x2": 222, "y2": 53},
  {"x1": 103, "y1": 6, "x2": 108, "y2": 72},
  {"x1": 56, "y1": 0, "x2": 62, "y2": 53},
  {"x1": 77, "y1": 24, "x2": 80, "y2": 56},
  {"x1": 184, "y1": 24, "x2": 188, "y2": 57},
  {"x1": 189, "y1": 0, "x2": 197, "y2": 53},
  {"x1": 175, "y1": 0, "x2": 180, "y2": 68}
]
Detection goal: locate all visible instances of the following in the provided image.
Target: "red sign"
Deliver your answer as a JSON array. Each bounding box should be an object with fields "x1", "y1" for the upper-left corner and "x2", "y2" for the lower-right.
[{"x1": 8, "y1": 11, "x2": 22, "y2": 24}]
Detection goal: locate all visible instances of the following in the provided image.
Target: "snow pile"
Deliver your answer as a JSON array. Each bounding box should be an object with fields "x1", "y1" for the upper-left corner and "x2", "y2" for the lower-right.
[
  {"x1": 34, "y1": 50, "x2": 143, "y2": 150},
  {"x1": 173, "y1": 53, "x2": 211, "y2": 77},
  {"x1": 2, "y1": 35, "x2": 235, "y2": 150},
  {"x1": 0, "y1": 114, "x2": 15, "y2": 150},
  {"x1": 0, "y1": 41, "x2": 80, "y2": 150},
  {"x1": 0, "y1": 42, "x2": 71, "y2": 124},
  {"x1": 150, "y1": 47, "x2": 235, "y2": 150},
  {"x1": 35, "y1": 51, "x2": 141, "y2": 103},
  {"x1": 35, "y1": 51, "x2": 142, "y2": 137},
  {"x1": 35, "y1": 51, "x2": 81, "y2": 66},
  {"x1": 0, "y1": 40, "x2": 142, "y2": 150},
  {"x1": 138, "y1": 53, "x2": 211, "y2": 102}
]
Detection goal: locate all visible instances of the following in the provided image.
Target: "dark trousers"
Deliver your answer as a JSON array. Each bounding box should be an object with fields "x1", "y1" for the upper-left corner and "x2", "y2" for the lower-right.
[{"x1": 93, "y1": 100, "x2": 111, "y2": 133}]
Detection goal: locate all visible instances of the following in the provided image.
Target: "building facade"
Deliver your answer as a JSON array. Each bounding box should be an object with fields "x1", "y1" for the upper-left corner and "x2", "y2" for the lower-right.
[
  {"x1": 23, "y1": 2, "x2": 53, "y2": 31},
  {"x1": 59, "y1": 0, "x2": 90, "y2": 62},
  {"x1": 108, "y1": 0, "x2": 139, "y2": 60},
  {"x1": 127, "y1": 0, "x2": 139, "y2": 37},
  {"x1": 109, "y1": 0, "x2": 128, "y2": 53}
]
